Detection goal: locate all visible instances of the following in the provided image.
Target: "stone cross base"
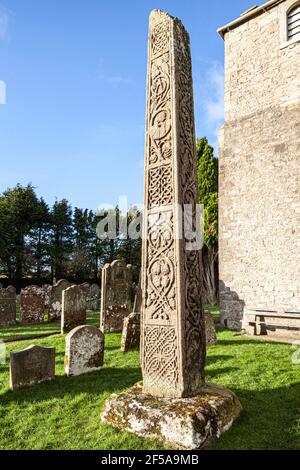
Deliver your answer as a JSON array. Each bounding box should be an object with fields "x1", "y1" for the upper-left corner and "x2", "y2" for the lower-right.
[{"x1": 101, "y1": 382, "x2": 242, "y2": 450}]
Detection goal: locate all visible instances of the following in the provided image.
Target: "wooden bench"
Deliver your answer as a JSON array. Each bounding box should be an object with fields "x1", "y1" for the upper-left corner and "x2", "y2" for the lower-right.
[{"x1": 244, "y1": 309, "x2": 300, "y2": 340}]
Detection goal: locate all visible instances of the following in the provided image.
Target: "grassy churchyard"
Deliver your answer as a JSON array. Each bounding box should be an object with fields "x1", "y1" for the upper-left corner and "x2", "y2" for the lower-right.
[{"x1": 0, "y1": 308, "x2": 299, "y2": 451}]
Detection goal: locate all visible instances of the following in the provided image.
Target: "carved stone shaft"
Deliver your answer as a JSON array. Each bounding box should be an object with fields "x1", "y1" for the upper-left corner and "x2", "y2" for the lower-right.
[{"x1": 141, "y1": 10, "x2": 206, "y2": 399}]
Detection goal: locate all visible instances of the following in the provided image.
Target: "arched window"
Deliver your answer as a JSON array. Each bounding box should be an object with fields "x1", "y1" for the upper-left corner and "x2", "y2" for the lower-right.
[{"x1": 287, "y1": 4, "x2": 300, "y2": 41}]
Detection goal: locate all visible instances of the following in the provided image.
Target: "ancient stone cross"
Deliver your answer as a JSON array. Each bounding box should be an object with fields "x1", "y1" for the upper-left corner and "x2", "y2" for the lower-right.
[{"x1": 141, "y1": 10, "x2": 206, "y2": 399}]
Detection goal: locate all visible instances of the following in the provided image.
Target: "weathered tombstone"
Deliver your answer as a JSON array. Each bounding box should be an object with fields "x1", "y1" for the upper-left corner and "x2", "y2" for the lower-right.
[
  {"x1": 48, "y1": 279, "x2": 71, "y2": 321},
  {"x1": 65, "y1": 325, "x2": 104, "y2": 376},
  {"x1": 121, "y1": 312, "x2": 141, "y2": 352},
  {"x1": 0, "y1": 286, "x2": 16, "y2": 326},
  {"x1": 42, "y1": 284, "x2": 52, "y2": 309},
  {"x1": 101, "y1": 10, "x2": 241, "y2": 450},
  {"x1": 82, "y1": 282, "x2": 91, "y2": 296},
  {"x1": 133, "y1": 278, "x2": 142, "y2": 314},
  {"x1": 19, "y1": 286, "x2": 45, "y2": 325},
  {"x1": 81, "y1": 283, "x2": 92, "y2": 310},
  {"x1": 9, "y1": 344, "x2": 55, "y2": 390},
  {"x1": 89, "y1": 284, "x2": 100, "y2": 310},
  {"x1": 204, "y1": 310, "x2": 217, "y2": 346},
  {"x1": 61, "y1": 285, "x2": 87, "y2": 334},
  {"x1": 121, "y1": 278, "x2": 142, "y2": 352},
  {"x1": 100, "y1": 259, "x2": 133, "y2": 333}
]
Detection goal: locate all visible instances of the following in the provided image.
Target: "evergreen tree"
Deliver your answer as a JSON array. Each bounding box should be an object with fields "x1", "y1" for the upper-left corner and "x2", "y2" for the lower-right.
[
  {"x1": 49, "y1": 199, "x2": 73, "y2": 280},
  {"x1": 73, "y1": 208, "x2": 90, "y2": 249},
  {"x1": 0, "y1": 186, "x2": 144, "y2": 287},
  {"x1": 69, "y1": 207, "x2": 96, "y2": 281},
  {"x1": 197, "y1": 137, "x2": 219, "y2": 305},
  {"x1": 0, "y1": 184, "x2": 41, "y2": 286},
  {"x1": 29, "y1": 197, "x2": 51, "y2": 282},
  {"x1": 117, "y1": 207, "x2": 142, "y2": 283},
  {"x1": 197, "y1": 137, "x2": 218, "y2": 206}
]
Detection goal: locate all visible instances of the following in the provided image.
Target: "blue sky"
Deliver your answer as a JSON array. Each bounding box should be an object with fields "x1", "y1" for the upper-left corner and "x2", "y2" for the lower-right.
[{"x1": 0, "y1": 0, "x2": 256, "y2": 210}]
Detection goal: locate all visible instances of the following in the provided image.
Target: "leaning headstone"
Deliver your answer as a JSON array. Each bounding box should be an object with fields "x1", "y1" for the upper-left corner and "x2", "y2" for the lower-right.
[
  {"x1": 0, "y1": 286, "x2": 16, "y2": 326},
  {"x1": 48, "y1": 279, "x2": 71, "y2": 321},
  {"x1": 9, "y1": 344, "x2": 55, "y2": 390},
  {"x1": 101, "y1": 10, "x2": 241, "y2": 450},
  {"x1": 121, "y1": 278, "x2": 142, "y2": 352},
  {"x1": 65, "y1": 325, "x2": 104, "y2": 376},
  {"x1": 20, "y1": 286, "x2": 45, "y2": 325},
  {"x1": 100, "y1": 259, "x2": 133, "y2": 333},
  {"x1": 204, "y1": 310, "x2": 217, "y2": 346},
  {"x1": 61, "y1": 285, "x2": 87, "y2": 334},
  {"x1": 121, "y1": 312, "x2": 141, "y2": 352}
]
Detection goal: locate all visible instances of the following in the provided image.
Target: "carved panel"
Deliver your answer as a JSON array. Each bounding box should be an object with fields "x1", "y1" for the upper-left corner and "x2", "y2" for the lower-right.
[
  {"x1": 151, "y1": 20, "x2": 170, "y2": 56},
  {"x1": 145, "y1": 210, "x2": 176, "y2": 323},
  {"x1": 148, "y1": 165, "x2": 173, "y2": 208},
  {"x1": 149, "y1": 53, "x2": 172, "y2": 165},
  {"x1": 143, "y1": 325, "x2": 178, "y2": 390}
]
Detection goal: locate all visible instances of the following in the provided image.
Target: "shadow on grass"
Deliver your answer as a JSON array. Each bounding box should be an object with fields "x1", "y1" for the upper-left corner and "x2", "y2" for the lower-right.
[
  {"x1": 0, "y1": 324, "x2": 59, "y2": 333},
  {"x1": 210, "y1": 382, "x2": 300, "y2": 450},
  {"x1": 217, "y1": 338, "x2": 281, "y2": 347},
  {"x1": 104, "y1": 345, "x2": 122, "y2": 352},
  {"x1": 0, "y1": 367, "x2": 143, "y2": 405},
  {"x1": 3, "y1": 372, "x2": 299, "y2": 450}
]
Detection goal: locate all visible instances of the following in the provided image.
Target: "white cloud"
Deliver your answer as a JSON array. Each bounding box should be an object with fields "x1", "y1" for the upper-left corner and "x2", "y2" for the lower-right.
[
  {"x1": 204, "y1": 62, "x2": 224, "y2": 132},
  {"x1": 0, "y1": 10, "x2": 9, "y2": 40},
  {"x1": 0, "y1": 80, "x2": 6, "y2": 104}
]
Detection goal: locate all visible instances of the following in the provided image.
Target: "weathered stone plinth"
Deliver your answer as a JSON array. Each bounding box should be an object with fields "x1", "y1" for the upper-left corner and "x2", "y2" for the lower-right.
[{"x1": 101, "y1": 382, "x2": 242, "y2": 450}]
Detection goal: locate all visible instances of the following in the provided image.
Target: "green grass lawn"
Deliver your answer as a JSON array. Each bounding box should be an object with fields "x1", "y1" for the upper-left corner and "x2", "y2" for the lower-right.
[
  {"x1": 0, "y1": 311, "x2": 98, "y2": 343},
  {"x1": 0, "y1": 313, "x2": 299, "y2": 450}
]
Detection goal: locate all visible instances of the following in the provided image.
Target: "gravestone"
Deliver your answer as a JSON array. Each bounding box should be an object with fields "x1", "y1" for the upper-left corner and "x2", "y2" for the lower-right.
[
  {"x1": 89, "y1": 284, "x2": 100, "y2": 310},
  {"x1": 133, "y1": 278, "x2": 142, "y2": 314},
  {"x1": 61, "y1": 285, "x2": 87, "y2": 334},
  {"x1": 121, "y1": 312, "x2": 141, "y2": 352},
  {"x1": 81, "y1": 283, "x2": 93, "y2": 310},
  {"x1": 48, "y1": 279, "x2": 71, "y2": 321},
  {"x1": 100, "y1": 259, "x2": 133, "y2": 333},
  {"x1": 0, "y1": 286, "x2": 16, "y2": 326},
  {"x1": 42, "y1": 284, "x2": 52, "y2": 309},
  {"x1": 121, "y1": 278, "x2": 142, "y2": 352},
  {"x1": 82, "y1": 282, "x2": 91, "y2": 298},
  {"x1": 10, "y1": 345, "x2": 55, "y2": 390},
  {"x1": 204, "y1": 310, "x2": 217, "y2": 346},
  {"x1": 20, "y1": 286, "x2": 45, "y2": 324},
  {"x1": 102, "y1": 10, "x2": 241, "y2": 450},
  {"x1": 65, "y1": 325, "x2": 104, "y2": 376}
]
